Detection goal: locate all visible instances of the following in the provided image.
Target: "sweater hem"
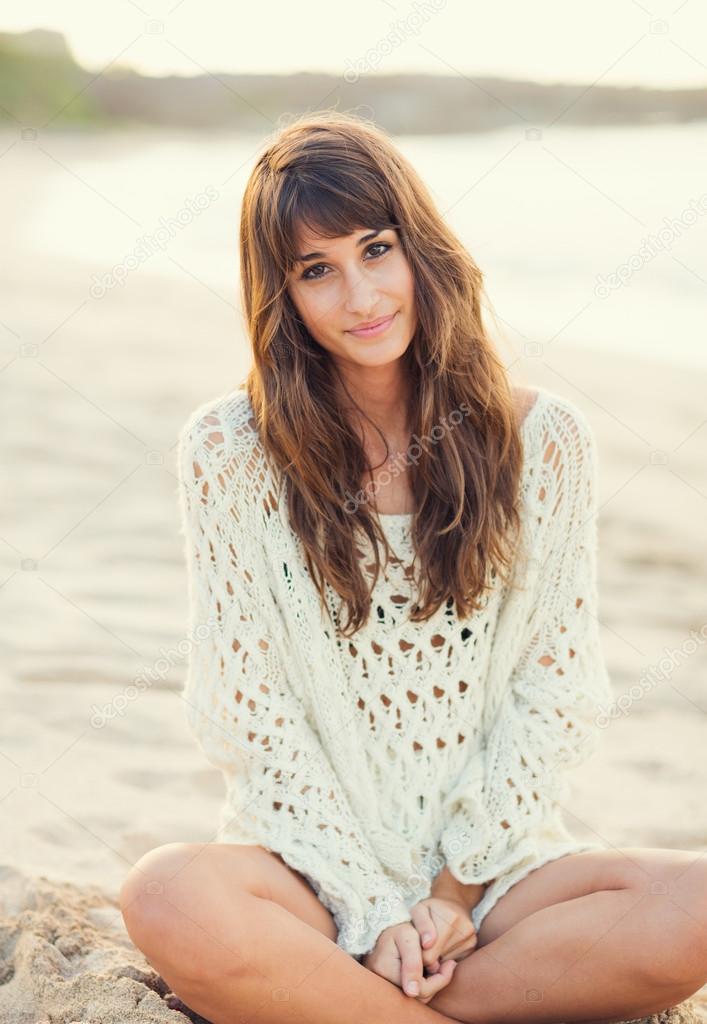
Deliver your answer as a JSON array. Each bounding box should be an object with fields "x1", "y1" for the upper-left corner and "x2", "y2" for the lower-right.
[{"x1": 470, "y1": 838, "x2": 609, "y2": 932}]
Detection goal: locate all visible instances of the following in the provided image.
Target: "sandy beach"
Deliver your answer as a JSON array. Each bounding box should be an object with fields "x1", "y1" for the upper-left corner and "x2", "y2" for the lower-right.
[{"x1": 1, "y1": 129, "x2": 706, "y2": 1021}]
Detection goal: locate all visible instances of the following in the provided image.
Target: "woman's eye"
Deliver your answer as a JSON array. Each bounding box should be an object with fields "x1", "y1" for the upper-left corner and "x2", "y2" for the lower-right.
[{"x1": 301, "y1": 242, "x2": 392, "y2": 281}]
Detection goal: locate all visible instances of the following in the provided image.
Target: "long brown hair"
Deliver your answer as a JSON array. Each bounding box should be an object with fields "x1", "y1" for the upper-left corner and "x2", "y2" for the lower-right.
[{"x1": 239, "y1": 109, "x2": 524, "y2": 638}]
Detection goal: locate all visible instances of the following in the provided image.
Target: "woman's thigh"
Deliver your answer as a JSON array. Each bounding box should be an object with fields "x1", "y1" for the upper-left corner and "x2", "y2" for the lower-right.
[
  {"x1": 202, "y1": 843, "x2": 338, "y2": 940},
  {"x1": 121, "y1": 841, "x2": 338, "y2": 954},
  {"x1": 475, "y1": 846, "x2": 704, "y2": 948},
  {"x1": 260, "y1": 847, "x2": 339, "y2": 941}
]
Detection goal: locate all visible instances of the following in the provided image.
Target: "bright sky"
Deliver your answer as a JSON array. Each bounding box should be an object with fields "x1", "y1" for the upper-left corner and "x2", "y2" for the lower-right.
[{"x1": 3, "y1": 0, "x2": 706, "y2": 87}]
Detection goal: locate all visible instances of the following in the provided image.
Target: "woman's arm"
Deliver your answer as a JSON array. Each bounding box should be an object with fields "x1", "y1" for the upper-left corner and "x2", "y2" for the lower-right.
[
  {"x1": 430, "y1": 865, "x2": 486, "y2": 912},
  {"x1": 176, "y1": 406, "x2": 413, "y2": 958},
  {"x1": 436, "y1": 400, "x2": 613, "y2": 887}
]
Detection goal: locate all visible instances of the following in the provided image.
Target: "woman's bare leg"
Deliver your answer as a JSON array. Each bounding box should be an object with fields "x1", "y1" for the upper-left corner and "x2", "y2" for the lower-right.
[
  {"x1": 119, "y1": 841, "x2": 463, "y2": 1024},
  {"x1": 426, "y1": 846, "x2": 707, "y2": 1024}
]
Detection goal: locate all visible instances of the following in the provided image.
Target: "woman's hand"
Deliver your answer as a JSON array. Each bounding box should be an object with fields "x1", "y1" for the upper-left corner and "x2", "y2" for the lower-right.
[
  {"x1": 409, "y1": 895, "x2": 479, "y2": 973},
  {"x1": 360, "y1": 920, "x2": 459, "y2": 1004}
]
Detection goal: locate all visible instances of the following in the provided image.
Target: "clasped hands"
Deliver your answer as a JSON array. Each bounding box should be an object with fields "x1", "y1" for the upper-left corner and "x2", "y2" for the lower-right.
[{"x1": 361, "y1": 873, "x2": 485, "y2": 1005}]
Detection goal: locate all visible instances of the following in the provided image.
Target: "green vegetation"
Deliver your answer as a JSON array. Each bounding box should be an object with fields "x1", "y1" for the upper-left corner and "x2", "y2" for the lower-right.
[{"x1": 0, "y1": 30, "x2": 100, "y2": 127}]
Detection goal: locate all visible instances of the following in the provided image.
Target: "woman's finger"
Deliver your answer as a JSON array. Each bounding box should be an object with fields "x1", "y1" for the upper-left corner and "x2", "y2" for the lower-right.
[
  {"x1": 420, "y1": 926, "x2": 464, "y2": 968},
  {"x1": 410, "y1": 903, "x2": 437, "y2": 950},
  {"x1": 410, "y1": 915, "x2": 446, "y2": 972},
  {"x1": 439, "y1": 926, "x2": 478, "y2": 961},
  {"x1": 417, "y1": 957, "x2": 458, "y2": 1004},
  {"x1": 420, "y1": 928, "x2": 476, "y2": 975},
  {"x1": 395, "y1": 927, "x2": 425, "y2": 998},
  {"x1": 418, "y1": 904, "x2": 469, "y2": 967},
  {"x1": 407, "y1": 897, "x2": 478, "y2": 974}
]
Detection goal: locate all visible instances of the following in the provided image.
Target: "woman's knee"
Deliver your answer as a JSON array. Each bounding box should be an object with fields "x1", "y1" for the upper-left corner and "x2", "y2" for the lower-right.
[
  {"x1": 119, "y1": 842, "x2": 266, "y2": 972},
  {"x1": 596, "y1": 849, "x2": 707, "y2": 998},
  {"x1": 120, "y1": 843, "x2": 201, "y2": 952}
]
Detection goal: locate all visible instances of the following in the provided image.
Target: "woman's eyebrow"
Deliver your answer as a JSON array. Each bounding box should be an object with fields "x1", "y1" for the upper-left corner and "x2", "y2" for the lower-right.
[{"x1": 296, "y1": 227, "x2": 385, "y2": 264}]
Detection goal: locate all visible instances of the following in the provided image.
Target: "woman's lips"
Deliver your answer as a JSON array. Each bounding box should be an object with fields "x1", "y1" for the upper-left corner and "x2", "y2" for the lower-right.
[{"x1": 347, "y1": 311, "x2": 398, "y2": 338}]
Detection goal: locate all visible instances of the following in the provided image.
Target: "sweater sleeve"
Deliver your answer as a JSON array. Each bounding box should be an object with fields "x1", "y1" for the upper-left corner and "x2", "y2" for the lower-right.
[
  {"x1": 438, "y1": 400, "x2": 613, "y2": 886},
  {"x1": 176, "y1": 405, "x2": 412, "y2": 958}
]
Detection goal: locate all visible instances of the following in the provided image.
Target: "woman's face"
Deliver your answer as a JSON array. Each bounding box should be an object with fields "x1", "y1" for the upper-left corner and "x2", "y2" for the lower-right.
[{"x1": 286, "y1": 224, "x2": 417, "y2": 372}]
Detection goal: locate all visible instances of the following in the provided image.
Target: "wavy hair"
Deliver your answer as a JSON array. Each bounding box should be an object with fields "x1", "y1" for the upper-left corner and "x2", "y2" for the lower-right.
[{"x1": 239, "y1": 109, "x2": 524, "y2": 638}]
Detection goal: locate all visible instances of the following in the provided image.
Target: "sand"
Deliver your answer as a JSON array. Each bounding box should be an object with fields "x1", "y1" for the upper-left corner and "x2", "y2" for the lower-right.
[{"x1": 1, "y1": 128, "x2": 706, "y2": 1022}]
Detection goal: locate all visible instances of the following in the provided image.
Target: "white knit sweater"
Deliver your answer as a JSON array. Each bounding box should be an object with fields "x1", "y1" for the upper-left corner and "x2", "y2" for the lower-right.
[{"x1": 176, "y1": 384, "x2": 613, "y2": 959}]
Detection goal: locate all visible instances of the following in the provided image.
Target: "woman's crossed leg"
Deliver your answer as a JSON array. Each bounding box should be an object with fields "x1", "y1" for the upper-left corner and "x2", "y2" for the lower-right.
[
  {"x1": 119, "y1": 841, "x2": 461, "y2": 1024},
  {"x1": 119, "y1": 842, "x2": 707, "y2": 1024},
  {"x1": 428, "y1": 845, "x2": 707, "y2": 1024}
]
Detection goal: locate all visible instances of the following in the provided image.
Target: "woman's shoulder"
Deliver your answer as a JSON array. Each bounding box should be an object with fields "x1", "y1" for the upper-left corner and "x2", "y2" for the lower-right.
[
  {"x1": 513, "y1": 384, "x2": 596, "y2": 456},
  {"x1": 178, "y1": 385, "x2": 259, "y2": 465},
  {"x1": 176, "y1": 386, "x2": 272, "y2": 521},
  {"x1": 512, "y1": 384, "x2": 540, "y2": 427}
]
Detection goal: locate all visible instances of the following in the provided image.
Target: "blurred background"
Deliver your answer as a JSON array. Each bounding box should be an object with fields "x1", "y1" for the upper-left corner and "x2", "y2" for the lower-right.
[{"x1": 0, "y1": 2, "x2": 706, "y2": 1019}]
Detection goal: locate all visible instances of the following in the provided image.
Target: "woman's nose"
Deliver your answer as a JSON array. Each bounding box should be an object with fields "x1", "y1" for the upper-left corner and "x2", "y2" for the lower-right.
[{"x1": 343, "y1": 272, "x2": 379, "y2": 316}]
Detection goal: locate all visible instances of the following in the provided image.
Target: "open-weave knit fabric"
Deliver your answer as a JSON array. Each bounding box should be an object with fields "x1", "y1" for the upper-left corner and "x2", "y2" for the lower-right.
[{"x1": 176, "y1": 384, "x2": 613, "y2": 958}]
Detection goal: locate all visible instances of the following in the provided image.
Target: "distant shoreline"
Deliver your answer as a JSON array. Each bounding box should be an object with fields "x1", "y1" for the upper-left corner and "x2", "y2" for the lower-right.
[{"x1": 2, "y1": 27, "x2": 707, "y2": 133}]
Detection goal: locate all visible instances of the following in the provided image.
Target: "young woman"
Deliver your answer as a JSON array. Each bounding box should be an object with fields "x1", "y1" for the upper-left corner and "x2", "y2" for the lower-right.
[{"x1": 120, "y1": 111, "x2": 707, "y2": 1024}]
